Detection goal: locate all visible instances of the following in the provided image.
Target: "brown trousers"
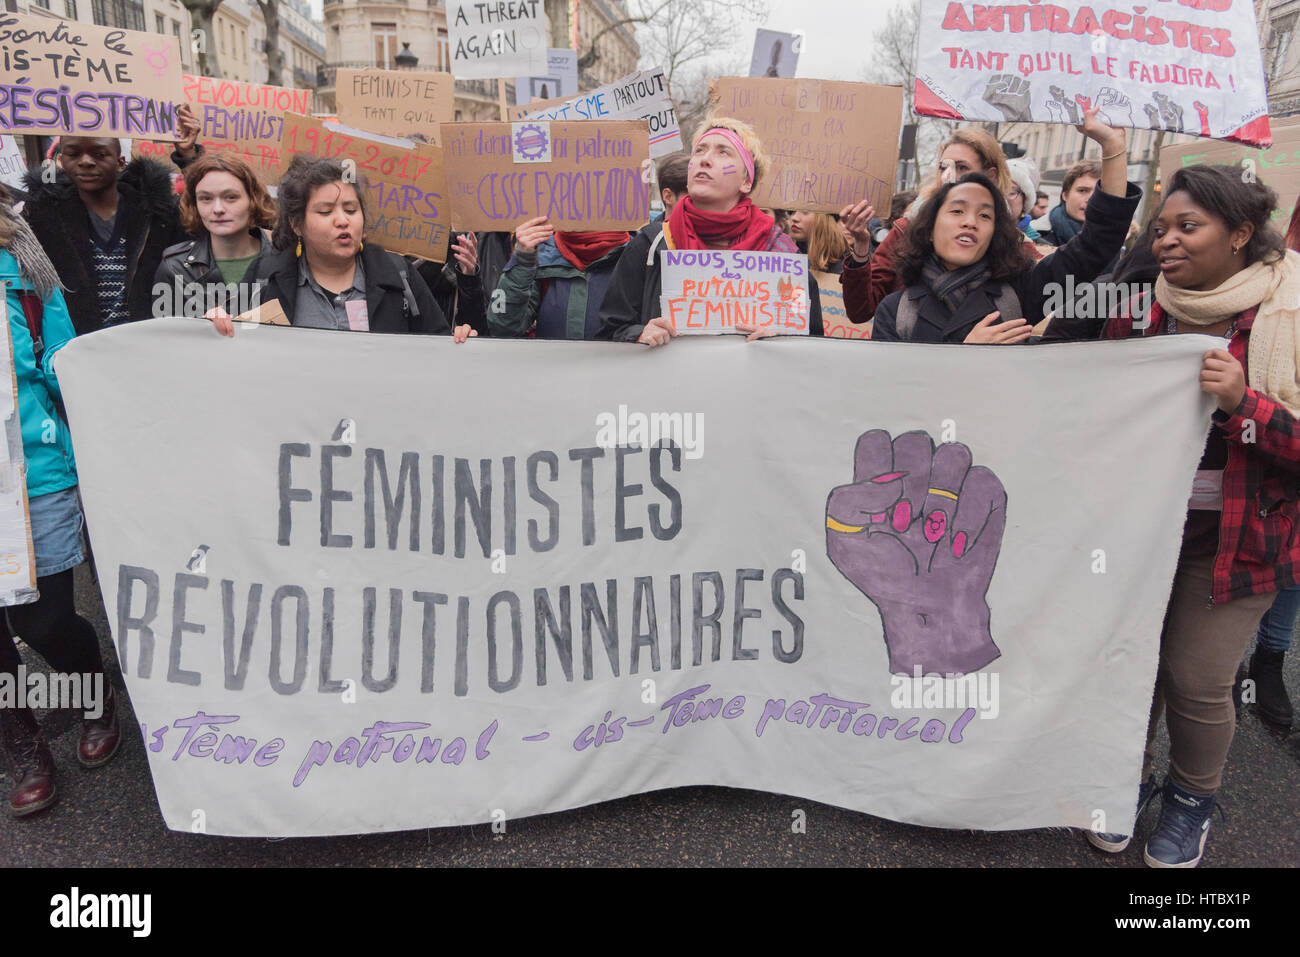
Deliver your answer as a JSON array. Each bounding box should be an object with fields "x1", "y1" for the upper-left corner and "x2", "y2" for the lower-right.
[{"x1": 1142, "y1": 552, "x2": 1273, "y2": 794}]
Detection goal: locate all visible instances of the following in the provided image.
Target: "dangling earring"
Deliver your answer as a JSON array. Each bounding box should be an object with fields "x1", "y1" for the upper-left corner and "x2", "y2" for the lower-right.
[
  {"x1": 359, "y1": 240, "x2": 365, "y2": 251},
  {"x1": 295, "y1": 238, "x2": 302, "y2": 257},
  {"x1": 1231, "y1": 243, "x2": 1240, "y2": 255}
]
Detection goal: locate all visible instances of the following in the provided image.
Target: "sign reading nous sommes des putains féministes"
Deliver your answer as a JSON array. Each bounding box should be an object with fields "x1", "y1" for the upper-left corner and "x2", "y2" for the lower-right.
[{"x1": 56, "y1": 321, "x2": 1217, "y2": 837}]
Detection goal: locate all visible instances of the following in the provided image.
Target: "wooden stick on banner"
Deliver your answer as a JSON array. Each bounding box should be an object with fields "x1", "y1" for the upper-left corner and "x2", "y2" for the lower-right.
[{"x1": 498, "y1": 77, "x2": 508, "y2": 121}]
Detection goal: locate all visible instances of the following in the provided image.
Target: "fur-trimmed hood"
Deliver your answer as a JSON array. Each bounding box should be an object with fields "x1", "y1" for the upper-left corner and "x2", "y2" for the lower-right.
[{"x1": 23, "y1": 156, "x2": 178, "y2": 216}]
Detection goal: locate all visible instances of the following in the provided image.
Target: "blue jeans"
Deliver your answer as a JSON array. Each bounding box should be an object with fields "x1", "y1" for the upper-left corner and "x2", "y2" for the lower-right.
[{"x1": 1255, "y1": 584, "x2": 1300, "y2": 653}]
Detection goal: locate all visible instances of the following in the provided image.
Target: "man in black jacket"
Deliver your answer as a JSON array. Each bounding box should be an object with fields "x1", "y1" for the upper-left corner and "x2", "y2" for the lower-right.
[{"x1": 22, "y1": 113, "x2": 200, "y2": 337}]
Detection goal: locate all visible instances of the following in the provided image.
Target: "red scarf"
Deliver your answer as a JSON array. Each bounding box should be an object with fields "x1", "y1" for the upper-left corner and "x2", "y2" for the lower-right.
[
  {"x1": 666, "y1": 196, "x2": 776, "y2": 251},
  {"x1": 553, "y1": 230, "x2": 630, "y2": 271}
]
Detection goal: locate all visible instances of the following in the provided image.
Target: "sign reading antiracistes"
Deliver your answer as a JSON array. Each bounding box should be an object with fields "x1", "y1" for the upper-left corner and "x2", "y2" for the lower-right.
[
  {"x1": 447, "y1": 0, "x2": 548, "y2": 79},
  {"x1": 510, "y1": 67, "x2": 683, "y2": 159},
  {"x1": 914, "y1": 0, "x2": 1272, "y2": 147},
  {"x1": 707, "y1": 78, "x2": 902, "y2": 215},
  {"x1": 660, "y1": 250, "x2": 811, "y2": 335},
  {"x1": 442, "y1": 120, "x2": 651, "y2": 231},
  {"x1": 0, "y1": 300, "x2": 37, "y2": 606},
  {"x1": 58, "y1": 321, "x2": 1217, "y2": 837},
  {"x1": 0, "y1": 12, "x2": 183, "y2": 138},
  {"x1": 277, "y1": 113, "x2": 451, "y2": 263}
]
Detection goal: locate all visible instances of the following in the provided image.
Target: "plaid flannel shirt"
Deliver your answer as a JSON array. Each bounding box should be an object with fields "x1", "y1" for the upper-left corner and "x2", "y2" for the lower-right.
[{"x1": 1105, "y1": 300, "x2": 1300, "y2": 604}]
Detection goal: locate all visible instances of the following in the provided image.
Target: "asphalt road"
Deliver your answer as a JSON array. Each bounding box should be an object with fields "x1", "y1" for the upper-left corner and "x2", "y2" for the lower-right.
[{"x1": 1, "y1": 565, "x2": 1296, "y2": 868}]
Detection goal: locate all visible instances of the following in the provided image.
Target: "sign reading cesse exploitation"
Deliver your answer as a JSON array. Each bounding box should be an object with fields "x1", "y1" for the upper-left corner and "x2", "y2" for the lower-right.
[
  {"x1": 0, "y1": 13, "x2": 183, "y2": 138},
  {"x1": 442, "y1": 120, "x2": 651, "y2": 231}
]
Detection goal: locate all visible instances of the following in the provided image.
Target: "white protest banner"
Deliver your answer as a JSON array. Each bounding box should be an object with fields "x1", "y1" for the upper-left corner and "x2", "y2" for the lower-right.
[
  {"x1": 0, "y1": 300, "x2": 37, "y2": 606},
  {"x1": 448, "y1": 0, "x2": 548, "y2": 79},
  {"x1": 335, "y1": 69, "x2": 456, "y2": 144},
  {"x1": 134, "y1": 76, "x2": 313, "y2": 181},
  {"x1": 660, "y1": 249, "x2": 811, "y2": 335},
  {"x1": 750, "y1": 29, "x2": 802, "y2": 79},
  {"x1": 0, "y1": 12, "x2": 183, "y2": 138},
  {"x1": 708, "y1": 78, "x2": 902, "y2": 214},
  {"x1": 278, "y1": 113, "x2": 451, "y2": 263},
  {"x1": 442, "y1": 120, "x2": 650, "y2": 231},
  {"x1": 511, "y1": 67, "x2": 683, "y2": 158},
  {"x1": 812, "y1": 269, "x2": 870, "y2": 339},
  {"x1": 56, "y1": 322, "x2": 1216, "y2": 837},
  {"x1": 516, "y1": 49, "x2": 579, "y2": 103},
  {"x1": 914, "y1": 0, "x2": 1272, "y2": 147},
  {"x1": 0, "y1": 134, "x2": 25, "y2": 191}
]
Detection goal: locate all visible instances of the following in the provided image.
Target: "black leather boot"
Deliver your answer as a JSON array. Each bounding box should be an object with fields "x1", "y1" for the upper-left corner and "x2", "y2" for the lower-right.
[
  {"x1": 1249, "y1": 647, "x2": 1294, "y2": 727},
  {"x1": 1, "y1": 704, "x2": 57, "y2": 816}
]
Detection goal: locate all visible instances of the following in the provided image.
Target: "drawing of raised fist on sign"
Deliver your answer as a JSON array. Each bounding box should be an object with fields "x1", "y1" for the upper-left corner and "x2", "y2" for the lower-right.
[
  {"x1": 1094, "y1": 87, "x2": 1134, "y2": 127},
  {"x1": 982, "y1": 74, "x2": 1033, "y2": 122},
  {"x1": 1044, "y1": 85, "x2": 1083, "y2": 125},
  {"x1": 826, "y1": 430, "x2": 1007, "y2": 676},
  {"x1": 1147, "y1": 92, "x2": 1185, "y2": 132}
]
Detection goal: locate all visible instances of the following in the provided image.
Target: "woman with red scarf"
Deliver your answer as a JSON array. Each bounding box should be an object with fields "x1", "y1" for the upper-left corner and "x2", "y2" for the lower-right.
[
  {"x1": 597, "y1": 117, "x2": 823, "y2": 345},
  {"x1": 490, "y1": 215, "x2": 633, "y2": 339}
]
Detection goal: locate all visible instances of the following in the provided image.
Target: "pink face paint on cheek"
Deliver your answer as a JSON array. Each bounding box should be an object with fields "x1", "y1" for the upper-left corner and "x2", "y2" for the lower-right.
[
  {"x1": 952, "y1": 531, "x2": 967, "y2": 558},
  {"x1": 891, "y1": 500, "x2": 911, "y2": 532}
]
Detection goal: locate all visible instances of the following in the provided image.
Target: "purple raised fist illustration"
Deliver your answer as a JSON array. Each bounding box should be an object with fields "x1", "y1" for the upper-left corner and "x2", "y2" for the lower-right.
[{"x1": 826, "y1": 430, "x2": 1006, "y2": 676}]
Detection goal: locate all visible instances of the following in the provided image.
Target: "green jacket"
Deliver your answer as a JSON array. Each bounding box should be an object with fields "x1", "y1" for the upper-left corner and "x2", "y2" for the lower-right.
[{"x1": 490, "y1": 237, "x2": 628, "y2": 340}]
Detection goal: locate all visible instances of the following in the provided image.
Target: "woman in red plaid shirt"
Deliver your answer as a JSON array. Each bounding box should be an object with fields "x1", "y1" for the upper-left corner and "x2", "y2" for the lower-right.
[{"x1": 1087, "y1": 165, "x2": 1300, "y2": 868}]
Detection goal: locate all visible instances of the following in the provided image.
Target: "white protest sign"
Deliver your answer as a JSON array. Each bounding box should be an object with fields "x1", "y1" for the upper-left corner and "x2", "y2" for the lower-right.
[
  {"x1": 516, "y1": 48, "x2": 579, "y2": 102},
  {"x1": 0, "y1": 134, "x2": 25, "y2": 191},
  {"x1": 0, "y1": 299, "x2": 38, "y2": 606},
  {"x1": 660, "y1": 249, "x2": 811, "y2": 335},
  {"x1": 448, "y1": 0, "x2": 548, "y2": 79},
  {"x1": 750, "y1": 29, "x2": 802, "y2": 78},
  {"x1": 914, "y1": 0, "x2": 1272, "y2": 146},
  {"x1": 511, "y1": 67, "x2": 683, "y2": 158},
  {"x1": 56, "y1": 321, "x2": 1216, "y2": 837}
]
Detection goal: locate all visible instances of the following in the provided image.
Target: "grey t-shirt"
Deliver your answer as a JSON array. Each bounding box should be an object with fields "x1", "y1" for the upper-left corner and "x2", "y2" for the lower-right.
[
  {"x1": 294, "y1": 256, "x2": 368, "y2": 330},
  {"x1": 89, "y1": 211, "x2": 117, "y2": 246}
]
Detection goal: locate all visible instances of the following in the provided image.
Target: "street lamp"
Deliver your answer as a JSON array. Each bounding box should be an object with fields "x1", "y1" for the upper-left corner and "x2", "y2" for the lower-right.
[{"x1": 394, "y1": 42, "x2": 418, "y2": 69}]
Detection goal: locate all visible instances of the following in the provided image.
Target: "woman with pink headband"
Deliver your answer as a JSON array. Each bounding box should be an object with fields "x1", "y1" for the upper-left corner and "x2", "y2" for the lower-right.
[{"x1": 597, "y1": 117, "x2": 823, "y2": 345}]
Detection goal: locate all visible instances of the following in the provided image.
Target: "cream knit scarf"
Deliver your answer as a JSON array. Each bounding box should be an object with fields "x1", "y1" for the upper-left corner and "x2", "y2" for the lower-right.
[{"x1": 1156, "y1": 250, "x2": 1300, "y2": 417}]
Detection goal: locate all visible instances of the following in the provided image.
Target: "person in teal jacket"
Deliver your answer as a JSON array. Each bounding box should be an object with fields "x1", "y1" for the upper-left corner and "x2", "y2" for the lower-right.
[{"x1": 0, "y1": 194, "x2": 119, "y2": 818}]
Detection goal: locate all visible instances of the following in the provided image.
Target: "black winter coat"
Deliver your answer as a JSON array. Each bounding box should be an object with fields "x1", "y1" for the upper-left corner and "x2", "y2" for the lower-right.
[
  {"x1": 596, "y1": 221, "x2": 824, "y2": 342},
  {"x1": 252, "y1": 243, "x2": 450, "y2": 335},
  {"x1": 22, "y1": 158, "x2": 187, "y2": 336},
  {"x1": 872, "y1": 184, "x2": 1141, "y2": 343},
  {"x1": 154, "y1": 229, "x2": 273, "y2": 317}
]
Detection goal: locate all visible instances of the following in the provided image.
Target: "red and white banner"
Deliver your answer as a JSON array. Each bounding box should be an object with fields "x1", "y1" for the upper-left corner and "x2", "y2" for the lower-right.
[{"x1": 914, "y1": 0, "x2": 1272, "y2": 147}]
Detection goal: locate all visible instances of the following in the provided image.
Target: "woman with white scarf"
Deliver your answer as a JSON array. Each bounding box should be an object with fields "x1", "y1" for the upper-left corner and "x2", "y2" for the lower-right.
[{"x1": 1088, "y1": 165, "x2": 1300, "y2": 867}]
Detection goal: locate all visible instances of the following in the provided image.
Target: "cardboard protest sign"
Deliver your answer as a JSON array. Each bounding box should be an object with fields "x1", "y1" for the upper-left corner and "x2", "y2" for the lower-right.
[
  {"x1": 443, "y1": 120, "x2": 651, "y2": 231},
  {"x1": 750, "y1": 29, "x2": 802, "y2": 79},
  {"x1": 1159, "y1": 117, "x2": 1300, "y2": 231},
  {"x1": 448, "y1": 0, "x2": 548, "y2": 79},
  {"x1": 335, "y1": 69, "x2": 455, "y2": 144},
  {"x1": 133, "y1": 76, "x2": 312, "y2": 181},
  {"x1": 278, "y1": 113, "x2": 450, "y2": 263},
  {"x1": 233, "y1": 300, "x2": 290, "y2": 326},
  {"x1": 510, "y1": 67, "x2": 683, "y2": 158},
  {"x1": 914, "y1": 0, "x2": 1272, "y2": 147},
  {"x1": 0, "y1": 12, "x2": 182, "y2": 138},
  {"x1": 58, "y1": 320, "x2": 1216, "y2": 836},
  {"x1": 0, "y1": 300, "x2": 37, "y2": 606},
  {"x1": 707, "y1": 78, "x2": 902, "y2": 214},
  {"x1": 660, "y1": 249, "x2": 811, "y2": 335},
  {"x1": 0, "y1": 134, "x2": 25, "y2": 192},
  {"x1": 516, "y1": 49, "x2": 579, "y2": 103},
  {"x1": 812, "y1": 269, "x2": 870, "y2": 339}
]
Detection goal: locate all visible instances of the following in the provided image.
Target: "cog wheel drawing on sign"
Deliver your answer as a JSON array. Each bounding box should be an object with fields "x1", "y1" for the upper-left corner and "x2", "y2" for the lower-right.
[{"x1": 514, "y1": 123, "x2": 549, "y2": 161}]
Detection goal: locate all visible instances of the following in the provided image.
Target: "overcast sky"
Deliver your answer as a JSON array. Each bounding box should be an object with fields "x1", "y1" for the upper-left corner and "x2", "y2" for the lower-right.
[{"x1": 726, "y1": 0, "x2": 912, "y2": 81}]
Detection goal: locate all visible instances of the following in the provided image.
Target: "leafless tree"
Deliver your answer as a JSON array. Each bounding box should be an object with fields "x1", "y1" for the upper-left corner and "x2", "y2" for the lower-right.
[
  {"x1": 862, "y1": 0, "x2": 955, "y2": 187},
  {"x1": 181, "y1": 0, "x2": 224, "y2": 78},
  {"x1": 257, "y1": 0, "x2": 285, "y2": 87}
]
